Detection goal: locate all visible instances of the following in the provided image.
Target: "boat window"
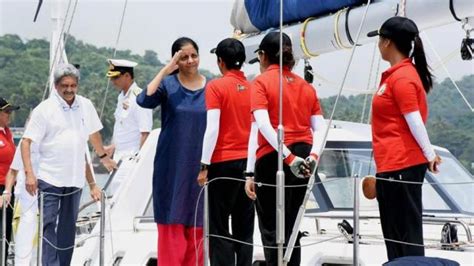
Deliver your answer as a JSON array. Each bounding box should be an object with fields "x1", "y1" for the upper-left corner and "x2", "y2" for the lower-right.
[
  {"x1": 429, "y1": 151, "x2": 474, "y2": 214},
  {"x1": 422, "y1": 180, "x2": 450, "y2": 210},
  {"x1": 317, "y1": 149, "x2": 376, "y2": 209},
  {"x1": 144, "y1": 195, "x2": 154, "y2": 217},
  {"x1": 314, "y1": 148, "x2": 461, "y2": 213},
  {"x1": 305, "y1": 192, "x2": 320, "y2": 209}
]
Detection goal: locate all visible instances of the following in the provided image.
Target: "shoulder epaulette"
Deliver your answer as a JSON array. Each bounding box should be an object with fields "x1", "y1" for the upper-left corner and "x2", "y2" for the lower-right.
[{"x1": 132, "y1": 87, "x2": 143, "y2": 96}]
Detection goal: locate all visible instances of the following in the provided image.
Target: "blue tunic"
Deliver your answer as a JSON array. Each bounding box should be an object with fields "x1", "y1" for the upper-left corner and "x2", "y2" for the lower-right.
[{"x1": 137, "y1": 75, "x2": 206, "y2": 226}]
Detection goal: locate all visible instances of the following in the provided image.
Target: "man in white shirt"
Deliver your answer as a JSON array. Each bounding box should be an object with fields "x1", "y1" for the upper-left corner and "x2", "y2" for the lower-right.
[
  {"x1": 105, "y1": 59, "x2": 152, "y2": 161},
  {"x1": 21, "y1": 64, "x2": 116, "y2": 266}
]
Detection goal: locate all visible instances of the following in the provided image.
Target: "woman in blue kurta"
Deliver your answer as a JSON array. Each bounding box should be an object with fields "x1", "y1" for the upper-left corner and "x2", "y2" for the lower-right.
[{"x1": 137, "y1": 37, "x2": 207, "y2": 266}]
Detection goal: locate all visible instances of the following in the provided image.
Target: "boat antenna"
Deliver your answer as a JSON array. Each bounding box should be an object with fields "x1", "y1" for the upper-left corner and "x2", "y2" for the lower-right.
[{"x1": 33, "y1": 0, "x2": 43, "y2": 22}]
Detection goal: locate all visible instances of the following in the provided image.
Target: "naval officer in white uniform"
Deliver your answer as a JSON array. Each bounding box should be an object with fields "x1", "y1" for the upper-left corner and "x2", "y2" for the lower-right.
[{"x1": 106, "y1": 59, "x2": 153, "y2": 161}]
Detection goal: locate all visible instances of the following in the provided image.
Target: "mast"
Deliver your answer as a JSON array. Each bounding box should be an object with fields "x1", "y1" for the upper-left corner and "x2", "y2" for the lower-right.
[
  {"x1": 240, "y1": 0, "x2": 474, "y2": 63},
  {"x1": 49, "y1": 0, "x2": 69, "y2": 94}
]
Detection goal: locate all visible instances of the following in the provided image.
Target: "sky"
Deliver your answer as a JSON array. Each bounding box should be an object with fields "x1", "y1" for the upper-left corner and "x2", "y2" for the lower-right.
[{"x1": 1, "y1": 0, "x2": 473, "y2": 98}]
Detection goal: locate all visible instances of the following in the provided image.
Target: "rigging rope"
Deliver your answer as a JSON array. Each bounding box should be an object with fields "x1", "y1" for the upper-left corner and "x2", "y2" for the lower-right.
[
  {"x1": 423, "y1": 33, "x2": 474, "y2": 112},
  {"x1": 367, "y1": 55, "x2": 381, "y2": 123},
  {"x1": 99, "y1": 0, "x2": 129, "y2": 119},
  {"x1": 41, "y1": 0, "x2": 73, "y2": 101},
  {"x1": 360, "y1": 42, "x2": 378, "y2": 123}
]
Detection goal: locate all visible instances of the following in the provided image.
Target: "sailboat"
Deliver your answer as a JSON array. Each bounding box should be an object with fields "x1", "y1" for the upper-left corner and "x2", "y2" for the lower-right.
[{"x1": 11, "y1": 0, "x2": 473, "y2": 265}]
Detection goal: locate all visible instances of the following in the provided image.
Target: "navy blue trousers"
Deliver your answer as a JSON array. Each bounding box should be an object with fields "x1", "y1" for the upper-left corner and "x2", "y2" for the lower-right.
[{"x1": 38, "y1": 180, "x2": 82, "y2": 266}]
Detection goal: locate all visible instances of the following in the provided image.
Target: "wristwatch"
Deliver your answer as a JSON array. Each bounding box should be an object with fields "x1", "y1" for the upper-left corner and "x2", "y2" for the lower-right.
[
  {"x1": 200, "y1": 163, "x2": 209, "y2": 171},
  {"x1": 99, "y1": 153, "x2": 108, "y2": 159},
  {"x1": 244, "y1": 172, "x2": 254, "y2": 180},
  {"x1": 244, "y1": 172, "x2": 254, "y2": 177}
]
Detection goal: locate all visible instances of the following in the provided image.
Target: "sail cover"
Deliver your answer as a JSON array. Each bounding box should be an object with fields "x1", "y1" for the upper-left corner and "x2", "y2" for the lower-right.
[{"x1": 231, "y1": 0, "x2": 366, "y2": 33}]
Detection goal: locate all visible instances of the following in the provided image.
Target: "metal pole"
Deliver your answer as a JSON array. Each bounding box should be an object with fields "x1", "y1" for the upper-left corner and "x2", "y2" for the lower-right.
[
  {"x1": 100, "y1": 191, "x2": 105, "y2": 266},
  {"x1": 283, "y1": 1, "x2": 373, "y2": 262},
  {"x1": 277, "y1": 0, "x2": 285, "y2": 265},
  {"x1": 1, "y1": 195, "x2": 6, "y2": 266},
  {"x1": 276, "y1": 169, "x2": 285, "y2": 266},
  {"x1": 203, "y1": 184, "x2": 209, "y2": 266},
  {"x1": 353, "y1": 162, "x2": 362, "y2": 266},
  {"x1": 38, "y1": 192, "x2": 44, "y2": 266}
]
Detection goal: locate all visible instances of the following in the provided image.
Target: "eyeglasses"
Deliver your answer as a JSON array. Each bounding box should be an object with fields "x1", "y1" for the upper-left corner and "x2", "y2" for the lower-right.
[{"x1": 1, "y1": 110, "x2": 12, "y2": 114}]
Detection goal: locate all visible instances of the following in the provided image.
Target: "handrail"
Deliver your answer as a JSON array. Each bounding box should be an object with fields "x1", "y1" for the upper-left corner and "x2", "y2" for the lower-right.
[
  {"x1": 306, "y1": 213, "x2": 473, "y2": 243},
  {"x1": 423, "y1": 218, "x2": 472, "y2": 242},
  {"x1": 78, "y1": 195, "x2": 113, "y2": 213}
]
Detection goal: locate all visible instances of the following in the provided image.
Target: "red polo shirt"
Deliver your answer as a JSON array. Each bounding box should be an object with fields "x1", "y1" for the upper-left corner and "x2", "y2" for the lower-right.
[
  {"x1": 0, "y1": 127, "x2": 15, "y2": 184},
  {"x1": 205, "y1": 70, "x2": 251, "y2": 163},
  {"x1": 371, "y1": 58, "x2": 428, "y2": 173},
  {"x1": 251, "y1": 65, "x2": 322, "y2": 160}
]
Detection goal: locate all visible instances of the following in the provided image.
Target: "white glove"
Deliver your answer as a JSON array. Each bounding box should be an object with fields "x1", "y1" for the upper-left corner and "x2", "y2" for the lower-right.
[{"x1": 285, "y1": 154, "x2": 310, "y2": 179}]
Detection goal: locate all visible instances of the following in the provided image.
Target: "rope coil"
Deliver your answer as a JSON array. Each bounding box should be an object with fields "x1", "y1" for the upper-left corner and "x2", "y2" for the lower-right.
[
  {"x1": 300, "y1": 17, "x2": 319, "y2": 58},
  {"x1": 334, "y1": 8, "x2": 352, "y2": 50}
]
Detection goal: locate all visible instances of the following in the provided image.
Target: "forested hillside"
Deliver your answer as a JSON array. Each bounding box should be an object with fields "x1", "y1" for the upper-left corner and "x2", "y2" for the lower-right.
[
  {"x1": 0, "y1": 34, "x2": 216, "y2": 139},
  {"x1": 1, "y1": 34, "x2": 472, "y2": 172},
  {"x1": 320, "y1": 75, "x2": 474, "y2": 172}
]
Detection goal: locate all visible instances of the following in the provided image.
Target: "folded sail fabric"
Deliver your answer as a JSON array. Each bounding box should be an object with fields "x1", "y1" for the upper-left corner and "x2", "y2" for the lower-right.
[{"x1": 231, "y1": 0, "x2": 366, "y2": 34}]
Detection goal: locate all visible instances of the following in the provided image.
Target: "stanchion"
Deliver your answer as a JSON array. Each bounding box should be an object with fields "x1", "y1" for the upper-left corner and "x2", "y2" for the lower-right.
[
  {"x1": 276, "y1": 169, "x2": 285, "y2": 266},
  {"x1": 100, "y1": 191, "x2": 105, "y2": 266},
  {"x1": 353, "y1": 162, "x2": 362, "y2": 266},
  {"x1": 203, "y1": 184, "x2": 209, "y2": 266},
  {"x1": 37, "y1": 192, "x2": 44, "y2": 266},
  {"x1": 1, "y1": 195, "x2": 6, "y2": 266}
]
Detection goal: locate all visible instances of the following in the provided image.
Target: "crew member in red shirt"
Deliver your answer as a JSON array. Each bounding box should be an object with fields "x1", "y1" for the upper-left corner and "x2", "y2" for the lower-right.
[
  {"x1": 0, "y1": 97, "x2": 19, "y2": 263},
  {"x1": 197, "y1": 38, "x2": 254, "y2": 266},
  {"x1": 245, "y1": 32, "x2": 326, "y2": 265},
  {"x1": 367, "y1": 16, "x2": 442, "y2": 261}
]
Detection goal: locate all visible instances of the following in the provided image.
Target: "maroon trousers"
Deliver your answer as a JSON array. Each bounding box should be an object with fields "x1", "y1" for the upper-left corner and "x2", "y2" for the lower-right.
[{"x1": 157, "y1": 224, "x2": 204, "y2": 266}]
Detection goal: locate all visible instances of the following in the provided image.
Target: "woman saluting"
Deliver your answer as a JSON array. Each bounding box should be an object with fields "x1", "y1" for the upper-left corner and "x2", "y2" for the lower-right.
[{"x1": 137, "y1": 37, "x2": 206, "y2": 266}]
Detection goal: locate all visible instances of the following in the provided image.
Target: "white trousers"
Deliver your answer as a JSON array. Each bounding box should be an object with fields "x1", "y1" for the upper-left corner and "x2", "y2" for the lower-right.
[{"x1": 14, "y1": 192, "x2": 38, "y2": 266}]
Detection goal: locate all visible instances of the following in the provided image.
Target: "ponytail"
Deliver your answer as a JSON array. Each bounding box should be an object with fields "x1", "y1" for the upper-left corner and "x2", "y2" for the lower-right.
[
  {"x1": 412, "y1": 36, "x2": 433, "y2": 93},
  {"x1": 267, "y1": 46, "x2": 296, "y2": 69}
]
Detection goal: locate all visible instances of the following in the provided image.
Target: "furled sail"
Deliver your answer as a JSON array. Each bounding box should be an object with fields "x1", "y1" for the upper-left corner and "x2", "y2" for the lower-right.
[{"x1": 231, "y1": 0, "x2": 366, "y2": 34}]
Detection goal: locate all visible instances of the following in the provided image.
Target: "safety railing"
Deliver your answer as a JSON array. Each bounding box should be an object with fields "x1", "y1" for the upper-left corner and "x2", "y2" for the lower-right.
[
  {"x1": 0, "y1": 186, "x2": 112, "y2": 266},
  {"x1": 196, "y1": 173, "x2": 474, "y2": 266},
  {"x1": 1, "y1": 172, "x2": 472, "y2": 266}
]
